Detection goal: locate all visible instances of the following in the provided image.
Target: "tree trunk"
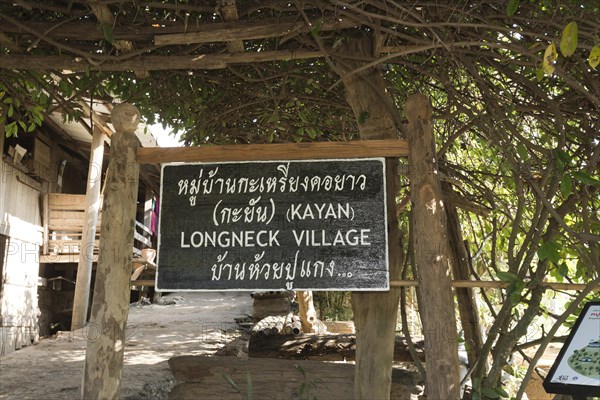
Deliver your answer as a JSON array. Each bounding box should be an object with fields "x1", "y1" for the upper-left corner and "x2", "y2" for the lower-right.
[
  {"x1": 82, "y1": 104, "x2": 140, "y2": 399},
  {"x1": 406, "y1": 94, "x2": 461, "y2": 399},
  {"x1": 71, "y1": 127, "x2": 105, "y2": 331},
  {"x1": 443, "y1": 182, "x2": 484, "y2": 368},
  {"x1": 337, "y1": 36, "x2": 402, "y2": 400}
]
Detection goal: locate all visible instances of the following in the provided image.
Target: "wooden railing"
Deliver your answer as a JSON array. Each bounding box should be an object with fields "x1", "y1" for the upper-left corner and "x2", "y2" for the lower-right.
[{"x1": 41, "y1": 193, "x2": 155, "y2": 264}]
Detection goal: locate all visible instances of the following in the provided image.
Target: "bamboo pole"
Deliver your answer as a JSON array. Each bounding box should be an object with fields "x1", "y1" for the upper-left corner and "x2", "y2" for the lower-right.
[
  {"x1": 71, "y1": 126, "x2": 105, "y2": 331},
  {"x1": 390, "y1": 280, "x2": 600, "y2": 291},
  {"x1": 82, "y1": 104, "x2": 140, "y2": 399}
]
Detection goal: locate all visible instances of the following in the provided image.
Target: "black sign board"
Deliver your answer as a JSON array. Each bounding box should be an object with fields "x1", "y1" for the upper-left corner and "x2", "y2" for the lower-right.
[
  {"x1": 156, "y1": 158, "x2": 389, "y2": 291},
  {"x1": 543, "y1": 301, "x2": 600, "y2": 397}
]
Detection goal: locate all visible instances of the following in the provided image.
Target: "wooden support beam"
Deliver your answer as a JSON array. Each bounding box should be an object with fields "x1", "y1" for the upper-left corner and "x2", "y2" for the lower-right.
[
  {"x1": 130, "y1": 279, "x2": 155, "y2": 287},
  {"x1": 0, "y1": 45, "x2": 426, "y2": 72},
  {"x1": 83, "y1": 104, "x2": 141, "y2": 399},
  {"x1": 0, "y1": 16, "x2": 358, "y2": 43},
  {"x1": 216, "y1": 1, "x2": 244, "y2": 53},
  {"x1": 0, "y1": 51, "x2": 323, "y2": 71},
  {"x1": 136, "y1": 139, "x2": 408, "y2": 164},
  {"x1": 389, "y1": 279, "x2": 600, "y2": 291},
  {"x1": 406, "y1": 93, "x2": 460, "y2": 398},
  {"x1": 154, "y1": 16, "x2": 358, "y2": 46},
  {"x1": 71, "y1": 127, "x2": 106, "y2": 331}
]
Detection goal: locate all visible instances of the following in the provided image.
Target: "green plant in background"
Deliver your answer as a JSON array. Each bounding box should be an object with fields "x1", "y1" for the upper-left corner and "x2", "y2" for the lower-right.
[
  {"x1": 313, "y1": 291, "x2": 353, "y2": 321},
  {"x1": 223, "y1": 365, "x2": 328, "y2": 400},
  {"x1": 223, "y1": 371, "x2": 253, "y2": 400},
  {"x1": 294, "y1": 364, "x2": 328, "y2": 400}
]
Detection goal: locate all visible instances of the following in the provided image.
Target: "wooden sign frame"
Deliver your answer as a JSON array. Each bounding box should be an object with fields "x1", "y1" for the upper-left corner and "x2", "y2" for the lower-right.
[
  {"x1": 140, "y1": 140, "x2": 407, "y2": 292},
  {"x1": 156, "y1": 157, "x2": 390, "y2": 291}
]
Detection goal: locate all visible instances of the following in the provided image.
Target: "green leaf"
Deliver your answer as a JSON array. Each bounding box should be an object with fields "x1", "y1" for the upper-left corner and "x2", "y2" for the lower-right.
[
  {"x1": 509, "y1": 287, "x2": 522, "y2": 305},
  {"x1": 309, "y1": 20, "x2": 323, "y2": 38},
  {"x1": 543, "y1": 43, "x2": 557, "y2": 76},
  {"x1": 506, "y1": 0, "x2": 519, "y2": 16},
  {"x1": 299, "y1": 383, "x2": 307, "y2": 397},
  {"x1": 536, "y1": 67, "x2": 545, "y2": 82},
  {"x1": 572, "y1": 171, "x2": 599, "y2": 186},
  {"x1": 516, "y1": 143, "x2": 528, "y2": 160},
  {"x1": 482, "y1": 387, "x2": 501, "y2": 398},
  {"x1": 559, "y1": 22, "x2": 578, "y2": 57},
  {"x1": 7, "y1": 104, "x2": 13, "y2": 118},
  {"x1": 589, "y1": 44, "x2": 600, "y2": 69},
  {"x1": 102, "y1": 23, "x2": 115, "y2": 44},
  {"x1": 222, "y1": 374, "x2": 240, "y2": 393},
  {"x1": 555, "y1": 149, "x2": 572, "y2": 166},
  {"x1": 6, "y1": 121, "x2": 17, "y2": 137},
  {"x1": 496, "y1": 386, "x2": 510, "y2": 398},
  {"x1": 246, "y1": 371, "x2": 253, "y2": 400},
  {"x1": 538, "y1": 241, "x2": 561, "y2": 264},
  {"x1": 507, "y1": 279, "x2": 526, "y2": 305},
  {"x1": 560, "y1": 174, "x2": 573, "y2": 197},
  {"x1": 558, "y1": 262, "x2": 569, "y2": 277},
  {"x1": 497, "y1": 271, "x2": 519, "y2": 283},
  {"x1": 332, "y1": 37, "x2": 344, "y2": 49},
  {"x1": 295, "y1": 364, "x2": 306, "y2": 378},
  {"x1": 358, "y1": 111, "x2": 369, "y2": 125}
]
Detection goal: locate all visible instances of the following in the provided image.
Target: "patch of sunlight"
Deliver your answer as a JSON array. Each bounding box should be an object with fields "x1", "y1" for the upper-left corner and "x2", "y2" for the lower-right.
[{"x1": 125, "y1": 350, "x2": 172, "y2": 365}]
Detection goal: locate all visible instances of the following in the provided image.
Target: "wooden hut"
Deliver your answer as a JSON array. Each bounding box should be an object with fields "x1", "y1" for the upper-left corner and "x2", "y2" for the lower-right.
[{"x1": 0, "y1": 101, "x2": 160, "y2": 355}]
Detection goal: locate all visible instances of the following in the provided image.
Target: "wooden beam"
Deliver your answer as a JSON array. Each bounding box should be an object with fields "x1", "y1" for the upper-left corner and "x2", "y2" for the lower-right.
[
  {"x1": 40, "y1": 253, "x2": 99, "y2": 264},
  {"x1": 216, "y1": 1, "x2": 244, "y2": 53},
  {"x1": 154, "y1": 16, "x2": 358, "y2": 46},
  {"x1": 130, "y1": 279, "x2": 155, "y2": 287},
  {"x1": 136, "y1": 139, "x2": 408, "y2": 164},
  {"x1": 0, "y1": 50, "x2": 323, "y2": 71},
  {"x1": 390, "y1": 279, "x2": 600, "y2": 291},
  {"x1": 0, "y1": 16, "x2": 358, "y2": 43}
]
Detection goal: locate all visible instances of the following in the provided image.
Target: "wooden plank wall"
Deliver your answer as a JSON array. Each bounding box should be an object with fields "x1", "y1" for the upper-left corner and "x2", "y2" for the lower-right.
[
  {"x1": 0, "y1": 236, "x2": 39, "y2": 355},
  {"x1": 0, "y1": 158, "x2": 43, "y2": 355},
  {"x1": 45, "y1": 193, "x2": 101, "y2": 255},
  {"x1": 0, "y1": 161, "x2": 43, "y2": 242}
]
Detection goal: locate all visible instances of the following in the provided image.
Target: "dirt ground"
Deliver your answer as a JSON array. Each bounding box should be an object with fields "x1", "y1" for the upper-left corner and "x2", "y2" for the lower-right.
[
  {"x1": 0, "y1": 292, "x2": 563, "y2": 400},
  {"x1": 0, "y1": 292, "x2": 253, "y2": 400}
]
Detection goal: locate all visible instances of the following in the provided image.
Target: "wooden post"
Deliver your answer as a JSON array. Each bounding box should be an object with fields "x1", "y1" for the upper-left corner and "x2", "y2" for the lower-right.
[
  {"x1": 82, "y1": 104, "x2": 140, "y2": 399},
  {"x1": 296, "y1": 290, "x2": 317, "y2": 333},
  {"x1": 71, "y1": 127, "x2": 105, "y2": 331},
  {"x1": 406, "y1": 94, "x2": 460, "y2": 398},
  {"x1": 337, "y1": 37, "x2": 402, "y2": 400}
]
